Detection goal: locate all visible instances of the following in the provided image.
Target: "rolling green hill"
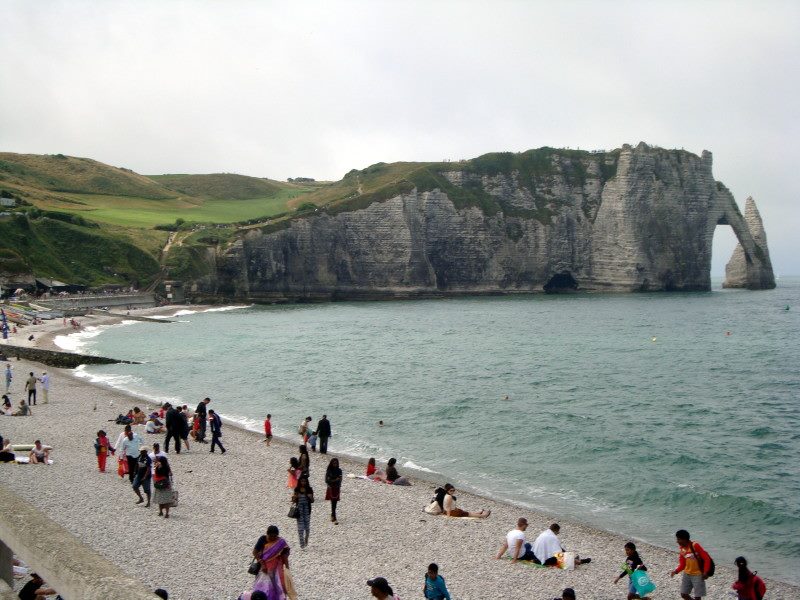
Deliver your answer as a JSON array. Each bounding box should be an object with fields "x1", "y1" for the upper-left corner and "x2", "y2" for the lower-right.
[{"x1": 149, "y1": 173, "x2": 286, "y2": 200}]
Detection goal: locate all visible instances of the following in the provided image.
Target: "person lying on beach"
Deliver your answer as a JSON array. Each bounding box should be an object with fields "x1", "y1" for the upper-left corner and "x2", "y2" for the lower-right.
[
  {"x1": 385, "y1": 458, "x2": 411, "y2": 485},
  {"x1": 28, "y1": 440, "x2": 49, "y2": 465},
  {"x1": 439, "y1": 484, "x2": 490, "y2": 518}
]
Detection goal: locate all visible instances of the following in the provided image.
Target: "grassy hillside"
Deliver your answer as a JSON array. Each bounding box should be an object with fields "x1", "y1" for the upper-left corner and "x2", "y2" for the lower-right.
[
  {"x1": 0, "y1": 212, "x2": 161, "y2": 285},
  {"x1": 0, "y1": 152, "x2": 314, "y2": 228},
  {"x1": 0, "y1": 152, "x2": 174, "y2": 198},
  {"x1": 149, "y1": 173, "x2": 287, "y2": 200}
]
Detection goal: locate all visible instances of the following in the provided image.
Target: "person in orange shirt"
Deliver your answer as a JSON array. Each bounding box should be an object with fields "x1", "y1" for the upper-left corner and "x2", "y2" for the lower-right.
[{"x1": 670, "y1": 529, "x2": 712, "y2": 600}]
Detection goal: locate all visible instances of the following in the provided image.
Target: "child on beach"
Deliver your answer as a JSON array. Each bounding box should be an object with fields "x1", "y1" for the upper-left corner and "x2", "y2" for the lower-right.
[
  {"x1": 614, "y1": 542, "x2": 650, "y2": 600},
  {"x1": 94, "y1": 430, "x2": 114, "y2": 472},
  {"x1": 423, "y1": 563, "x2": 451, "y2": 600},
  {"x1": 308, "y1": 430, "x2": 318, "y2": 452},
  {"x1": 287, "y1": 457, "x2": 300, "y2": 489}
]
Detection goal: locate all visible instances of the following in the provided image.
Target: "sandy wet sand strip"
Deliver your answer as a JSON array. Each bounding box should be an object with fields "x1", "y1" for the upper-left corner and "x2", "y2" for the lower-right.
[{"x1": 1, "y1": 309, "x2": 797, "y2": 599}]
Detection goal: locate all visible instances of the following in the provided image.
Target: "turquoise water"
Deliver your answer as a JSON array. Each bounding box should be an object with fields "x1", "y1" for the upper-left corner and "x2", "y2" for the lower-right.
[{"x1": 71, "y1": 281, "x2": 800, "y2": 583}]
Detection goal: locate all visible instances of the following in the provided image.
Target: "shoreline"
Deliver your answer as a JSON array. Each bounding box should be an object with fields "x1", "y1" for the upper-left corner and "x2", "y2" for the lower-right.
[{"x1": 1, "y1": 308, "x2": 798, "y2": 598}]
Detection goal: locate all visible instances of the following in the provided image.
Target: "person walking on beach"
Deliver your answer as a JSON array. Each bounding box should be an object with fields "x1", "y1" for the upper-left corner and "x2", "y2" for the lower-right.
[
  {"x1": 423, "y1": 563, "x2": 452, "y2": 600},
  {"x1": 179, "y1": 406, "x2": 191, "y2": 451},
  {"x1": 495, "y1": 517, "x2": 535, "y2": 562},
  {"x1": 40, "y1": 371, "x2": 49, "y2": 404},
  {"x1": 246, "y1": 525, "x2": 292, "y2": 599},
  {"x1": 614, "y1": 542, "x2": 651, "y2": 600},
  {"x1": 298, "y1": 444, "x2": 310, "y2": 477},
  {"x1": 208, "y1": 409, "x2": 225, "y2": 453},
  {"x1": 325, "y1": 457, "x2": 342, "y2": 524},
  {"x1": 292, "y1": 475, "x2": 314, "y2": 548},
  {"x1": 25, "y1": 371, "x2": 37, "y2": 405},
  {"x1": 4, "y1": 364, "x2": 11, "y2": 393},
  {"x1": 132, "y1": 446, "x2": 152, "y2": 507},
  {"x1": 670, "y1": 529, "x2": 712, "y2": 600},
  {"x1": 153, "y1": 455, "x2": 174, "y2": 517},
  {"x1": 164, "y1": 403, "x2": 183, "y2": 454},
  {"x1": 298, "y1": 416, "x2": 312, "y2": 442},
  {"x1": 316, "y1": 414, "x2": 331, "y2": 454},
  {"x1": 264, "y1": 414, "x2": 272, "y2": 446},
  {"x1": 195, "y1": 397, "x2": 210, "y2": 443},
  {"x1": 94, "y1": 430, "x2": 114, "y2": 472},
  {"x1": 731, "y1": 556, "x2": 766, "y2": 600},
  {"x1": 120, "y1": 429, "x2": 144, "y2": 483}
]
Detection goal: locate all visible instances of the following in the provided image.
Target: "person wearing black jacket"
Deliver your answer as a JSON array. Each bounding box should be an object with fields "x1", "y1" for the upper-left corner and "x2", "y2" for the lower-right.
[
  {"x1": 316, "y1": 414, "x2": 332, "y2": 454},
  {"x1": 208, "y1": 409, "x2": 225, "y2": 454},
  {"x1": 194, "y1": 397, "x2": 210, "y2": 443},
  {"x1": 163, "y1": 403, "x2": 183, "y2": 454}
]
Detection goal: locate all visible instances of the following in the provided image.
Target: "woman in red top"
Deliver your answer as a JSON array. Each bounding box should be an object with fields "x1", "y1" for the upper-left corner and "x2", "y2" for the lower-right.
[
  {"x1": 152, "y1": 455, "x2": 174, "y2": 518},
  {"x1": 94, "y1": 430, "x2": 114, "y2": 472},
  {"x1": 732, "y1": 557, "x2": 766, "y2": 600}
]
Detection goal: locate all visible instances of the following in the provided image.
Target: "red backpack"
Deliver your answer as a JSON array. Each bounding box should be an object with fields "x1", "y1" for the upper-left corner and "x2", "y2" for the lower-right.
[{"x1": 753, "y1": 572, "x2": 767, "y2": 600}]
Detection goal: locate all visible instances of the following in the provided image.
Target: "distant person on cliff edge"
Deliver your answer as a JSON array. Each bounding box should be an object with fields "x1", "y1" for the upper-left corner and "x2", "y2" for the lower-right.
[
  {"x1": 208, "y1": 409, "x2": 225, "y2": 453},
  {"x1": 316, "y1": 414, "x2": 332, "y2": 454},
  {"x1": 194, "y1": 397, "x2": 210, "y2": 443}
]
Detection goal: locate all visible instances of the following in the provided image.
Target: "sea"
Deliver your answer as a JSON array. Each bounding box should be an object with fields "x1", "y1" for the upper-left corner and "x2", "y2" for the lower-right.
[{"x1": 56, "y1": 279, "x2": 800, "y2": 584}]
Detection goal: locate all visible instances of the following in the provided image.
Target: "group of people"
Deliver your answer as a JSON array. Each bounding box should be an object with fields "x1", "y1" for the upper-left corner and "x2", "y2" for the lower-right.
[
  {"x1": 0, "y1": 435, "x2": 51, "y2": 464},
  {"x1": 297, "y1": 414, "x2": 332, "y2": 454},
  {"x1": 365, "y1": 457, "x2": 411, "y2": 486},
  {"x1": 2, "y1": 365, "x2": 49, "y2": 415}
]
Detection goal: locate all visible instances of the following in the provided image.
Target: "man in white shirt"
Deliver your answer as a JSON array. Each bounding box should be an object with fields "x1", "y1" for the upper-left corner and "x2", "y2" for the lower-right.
[
  {"x1": 495, "y1": 518, "x2": 535, "y2": 563},
  {"x1": 40, "y1": 372, "x2": 50, "y2": 404},
  {"x1": 531, "y1": 523, "x2": 563, "y2": 566},
  {"x1": 119, "y1": 429, "x2": 143, "y2": 484}
]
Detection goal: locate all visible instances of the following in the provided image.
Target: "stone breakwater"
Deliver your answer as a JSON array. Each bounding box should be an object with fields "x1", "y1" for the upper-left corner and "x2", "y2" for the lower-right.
[
  {"x1": 2, "y1": 358, "x2": 799, "y2": 599},
  {"x1": 0, "y1": 344, "x2": 137, "y2": 368}
]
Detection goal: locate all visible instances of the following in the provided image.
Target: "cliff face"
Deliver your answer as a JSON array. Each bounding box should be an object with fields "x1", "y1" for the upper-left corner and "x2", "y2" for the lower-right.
[
  {"x1": 201, "y1": 143, "x2": 774, "y2": 301},
  {"x1": 723, "y1": 197, "x2": 775, "y2": 289}
]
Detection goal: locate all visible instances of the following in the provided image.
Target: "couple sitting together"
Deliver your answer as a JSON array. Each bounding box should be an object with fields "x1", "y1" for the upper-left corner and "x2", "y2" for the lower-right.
[
  {"x1": 366, "y1": 457, "x2": 411, "y2": 486},
  {"x1": 425, "y1": 484, "x2": 491, "y2": 518},
  {"x1": 496, "y1": 520, "x2": 590, "y2": 566}
]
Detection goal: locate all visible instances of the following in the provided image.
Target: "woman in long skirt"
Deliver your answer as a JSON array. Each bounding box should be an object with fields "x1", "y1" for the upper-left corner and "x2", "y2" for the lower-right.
[{"x1": 152, "y1": 455, "x2": 174, "y2": 518}]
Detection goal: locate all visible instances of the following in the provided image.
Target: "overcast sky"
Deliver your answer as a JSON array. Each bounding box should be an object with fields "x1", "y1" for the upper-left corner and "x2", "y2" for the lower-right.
[{"x1": 1, "y1": 1, "x2": 797, "y2": 276}]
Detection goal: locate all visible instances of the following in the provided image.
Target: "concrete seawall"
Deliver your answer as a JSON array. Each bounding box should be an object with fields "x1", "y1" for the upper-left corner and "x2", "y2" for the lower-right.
[{"x1": 0, "y1": 486, "x2": 159, "y2": 599}]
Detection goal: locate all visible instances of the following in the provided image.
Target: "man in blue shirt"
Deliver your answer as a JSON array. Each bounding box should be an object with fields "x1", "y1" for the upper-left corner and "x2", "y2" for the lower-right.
[{"x1": 423, "y1": 563, "x2": 451, "y2": 600}]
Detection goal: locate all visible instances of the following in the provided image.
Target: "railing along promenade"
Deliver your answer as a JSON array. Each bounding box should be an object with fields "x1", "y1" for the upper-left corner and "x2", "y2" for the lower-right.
[{"x1": 0, "y1": 485, "x2": 158, "y2": 599}]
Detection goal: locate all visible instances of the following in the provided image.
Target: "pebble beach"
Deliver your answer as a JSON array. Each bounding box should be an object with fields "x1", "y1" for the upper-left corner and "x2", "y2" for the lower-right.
[{"x1": 1, "y1": 310, "x2": 798, "y2": 599}]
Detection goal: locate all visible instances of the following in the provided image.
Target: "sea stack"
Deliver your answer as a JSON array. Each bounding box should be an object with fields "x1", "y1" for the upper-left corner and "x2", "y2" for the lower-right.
[{"x1": 723, "y1": 196, "x2": 776, "y2": 289}]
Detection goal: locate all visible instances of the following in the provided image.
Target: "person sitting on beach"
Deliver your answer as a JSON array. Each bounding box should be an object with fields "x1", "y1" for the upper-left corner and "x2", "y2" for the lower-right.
[
  {"x1": 367, "y1": 576, "x2": 399, "y2": 600},
  {"x1": 13, "y1": 399, "x2": 31, "y2": 416},
  {"x1": 366, "y1": 457, "x2": 378, "y2": 478},
  {"x1": 440, "y1": 483, "x2": 490, "y2": 518},
  {"x1": 18, "y1": 572, "x2": 57, "y2": 600},
  {"x1": 0, "y1": 436, "x2": 15, "y2": 462},
  {"x1": 532, "y1": 523, "x2": 590, "y2": 566},
  {"x1": 385, "y1": 457, "x2": 411, "y2": 486},
  {"x1": 1, "y1": 394, "x2": 12, "y2": 415},
  {"x1": 495, "y1": 517, "x2": 535, "y2": 563},
  {"x1": 146, "y1": 417, "x2": 165, "y2": 434},
  {"x1": 28, "y1": 440, "x2": 49, "y2": 465},
  {"x1": 131, "y1": 406, "x2": 147, "y2": 425}
]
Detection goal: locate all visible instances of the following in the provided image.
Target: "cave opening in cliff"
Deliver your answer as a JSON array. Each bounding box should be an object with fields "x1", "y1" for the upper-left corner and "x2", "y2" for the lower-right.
[{"x1": 543, "y1": 271, "x2": 579, "y2": 294}]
